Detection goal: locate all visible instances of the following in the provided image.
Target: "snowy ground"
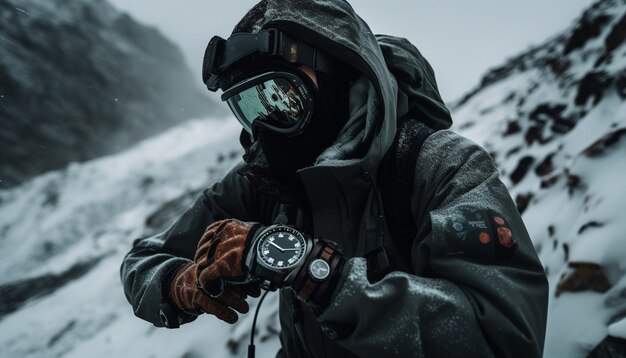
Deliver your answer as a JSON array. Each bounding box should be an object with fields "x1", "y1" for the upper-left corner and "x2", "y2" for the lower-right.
[
  {"x1": 0, "y1": 117, "x2": 281, "y2": 358},
  {"x1": 452, "y1": 2, "x2": 626, "y2": 356}
]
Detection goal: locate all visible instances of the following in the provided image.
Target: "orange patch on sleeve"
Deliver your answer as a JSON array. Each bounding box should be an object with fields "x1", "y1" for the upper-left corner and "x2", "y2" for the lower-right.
[{"x1": 497, "y1": 227, "x2": 515, "y2": 248}]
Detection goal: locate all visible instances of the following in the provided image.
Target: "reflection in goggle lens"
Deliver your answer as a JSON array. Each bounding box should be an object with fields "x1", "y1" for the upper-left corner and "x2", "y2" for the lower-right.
[{"x1": 231, "y1": 78, "x2": 303, "y2": 128}]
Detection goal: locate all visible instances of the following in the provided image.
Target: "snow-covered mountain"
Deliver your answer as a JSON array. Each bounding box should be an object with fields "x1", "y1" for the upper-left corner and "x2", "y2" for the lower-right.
[
  {"x1": 0, "y1": 0, "x2": 219, "y2": 189},
  {"x1": 452, "y1": 0, "x2": 626, "y2": 356},
  {"x1": 0, "y1": 117, "x2": 280, "y2": 358}
]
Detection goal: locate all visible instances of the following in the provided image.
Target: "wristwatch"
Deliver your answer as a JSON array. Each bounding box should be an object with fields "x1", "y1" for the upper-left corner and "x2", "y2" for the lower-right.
[
  {"x1": 245, "y1": 224, "x2": 345, "y2": 309},
  {"x1": 245, "y1": 224, "x2": 314, "y2": 290}
]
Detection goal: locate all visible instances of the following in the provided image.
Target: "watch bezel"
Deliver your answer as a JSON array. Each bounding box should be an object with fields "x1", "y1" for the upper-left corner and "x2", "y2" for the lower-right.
[{"x1": 250, "y1": 225, "x2": 312, "y2": 275}]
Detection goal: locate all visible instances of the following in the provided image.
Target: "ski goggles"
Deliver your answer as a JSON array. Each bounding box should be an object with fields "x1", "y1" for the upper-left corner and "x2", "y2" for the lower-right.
[
  {"x1": 221, "y1": 70, "x2": 315, "y2": 139},
  {"x1": 202, "y1": 28, "x2": 340, "y2": 92}
]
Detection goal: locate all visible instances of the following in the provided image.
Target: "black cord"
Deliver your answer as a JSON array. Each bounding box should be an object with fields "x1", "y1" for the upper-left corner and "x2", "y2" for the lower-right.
[{"x1": 248, "y1": 290, "x2": 270, "y2": 358}]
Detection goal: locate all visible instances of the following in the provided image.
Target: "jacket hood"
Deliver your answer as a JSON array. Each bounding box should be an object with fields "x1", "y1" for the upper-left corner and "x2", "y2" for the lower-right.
[{"x1": 232, "y1": 0, "x2": 452, "y2": 173}]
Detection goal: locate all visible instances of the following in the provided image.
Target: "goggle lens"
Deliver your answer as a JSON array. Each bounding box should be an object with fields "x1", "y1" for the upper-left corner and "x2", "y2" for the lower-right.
[{"x1": 226, "y1": 77, "x2": 305, "y2": 132}]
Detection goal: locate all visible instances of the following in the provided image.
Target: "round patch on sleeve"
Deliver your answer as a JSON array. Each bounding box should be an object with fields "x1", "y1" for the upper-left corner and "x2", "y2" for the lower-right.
[
  {"x1": 497, "y1": 227, "x2": 516, "y2": 248},
  {"x1": 479, "y1": 232, "x2": 491, "y2": 244}
]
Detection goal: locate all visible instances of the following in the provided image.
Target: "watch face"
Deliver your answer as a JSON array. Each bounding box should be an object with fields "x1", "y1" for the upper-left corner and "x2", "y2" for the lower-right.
[
  {"x1": 309, "y1": 259, "x2": 330, "y2": 281},
  {"x1": 257, "y1": 226, "x2": 307, "y2": 269}
]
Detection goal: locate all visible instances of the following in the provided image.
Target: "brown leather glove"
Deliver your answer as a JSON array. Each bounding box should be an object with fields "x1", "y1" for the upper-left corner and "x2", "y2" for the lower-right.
[
  {"x1": 169, "y1": 219, "x2": 261, "y2": 324},
  {"x1": 194, "y1": 219, "x2": 261, "y2": 290}
]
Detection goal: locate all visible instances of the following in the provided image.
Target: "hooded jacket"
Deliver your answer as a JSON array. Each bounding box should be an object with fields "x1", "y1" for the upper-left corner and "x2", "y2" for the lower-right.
[{"x1": 120, "y1": 1, "x2": 549, "y2": 357}]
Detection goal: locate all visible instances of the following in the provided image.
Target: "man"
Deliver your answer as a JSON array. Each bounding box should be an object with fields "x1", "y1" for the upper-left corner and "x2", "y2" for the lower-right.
[{"x1": 120, "y1": 1, "x2": 549, "y2": 357}]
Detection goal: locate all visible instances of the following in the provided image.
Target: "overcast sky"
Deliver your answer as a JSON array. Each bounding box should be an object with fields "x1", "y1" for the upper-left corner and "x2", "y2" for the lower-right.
[{"x1": 109, "y1": 0, "x2": 595, "y2": 103}]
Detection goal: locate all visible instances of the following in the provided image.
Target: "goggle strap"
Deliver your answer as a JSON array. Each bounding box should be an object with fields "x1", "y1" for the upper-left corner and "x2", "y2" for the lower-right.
[
  {"x1": 221, "y1": 30, "x2": 276, "y2": 70},
  {"x1": 204, "y1": 29, "x2": 338, "y2": 91}
]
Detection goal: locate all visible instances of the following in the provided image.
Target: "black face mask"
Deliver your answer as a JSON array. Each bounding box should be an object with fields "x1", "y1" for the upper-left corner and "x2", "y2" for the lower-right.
[{"x1": 257, "y1": 71, "x2": 350, "y2": 186}]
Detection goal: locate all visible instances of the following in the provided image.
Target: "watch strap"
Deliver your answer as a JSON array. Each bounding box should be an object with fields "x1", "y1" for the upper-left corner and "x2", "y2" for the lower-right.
[
  {"x1": 311, "y1": 249, "x2": 344, "y2": 307},
  {"x1": 291, "y1": 240, "x2": 324, "y2": 289},
  {"x1": 293, "y1": 240, "x2": 344, "y2": 311},
  {"x1": 252, "y1": 261, "x2": 287, "y2": 289}
]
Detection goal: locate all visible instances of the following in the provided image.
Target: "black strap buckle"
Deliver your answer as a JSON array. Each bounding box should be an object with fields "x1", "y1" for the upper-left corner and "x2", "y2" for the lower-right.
[
  {"x1": 203, "y1": 30, "x2": 278, "y2": 91},
  {"x1": 203, "y1": 35, "x2": 226, "y2": 90}
]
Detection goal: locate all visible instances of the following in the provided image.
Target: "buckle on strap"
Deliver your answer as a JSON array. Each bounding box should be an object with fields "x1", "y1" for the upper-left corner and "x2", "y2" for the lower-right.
[{"x1": 203, "y1": 30, "x2": 277, "y2": 90}]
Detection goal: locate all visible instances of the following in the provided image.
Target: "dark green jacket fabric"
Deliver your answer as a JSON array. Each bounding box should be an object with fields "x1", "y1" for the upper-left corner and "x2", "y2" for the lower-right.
[{"x1": 120, "y1": 1, "x2": 549, "y2": 357}]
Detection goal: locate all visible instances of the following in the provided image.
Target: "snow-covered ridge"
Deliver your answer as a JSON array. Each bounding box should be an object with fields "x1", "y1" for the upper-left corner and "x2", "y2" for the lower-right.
[
  {"x1": 0, "y1": 0, "x2": 214, "y2": 188},
  {"x1": 0, "y1": 117, "x2": 280, "y2": 358},
  {"x1": 452, "y1": 1, "x2": 626, "y2": 356}
]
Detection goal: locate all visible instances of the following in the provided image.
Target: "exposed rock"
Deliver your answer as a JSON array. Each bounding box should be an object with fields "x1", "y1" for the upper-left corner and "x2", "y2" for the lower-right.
[
  {"x1": 140, "y1": 176, "x2": 155, "y2": 190},
  {"x1": 556, "y1": 262, "x2": 611, "y2": 297},
  {"x1": 587, "y1": 336, "x2": 626, "y2": 358},
  {"x1": 596, "y1": 12, "x2": 626, "y2": 65},
  {"x1": 503, "y1": 120, "x2": 522, "y2": 136},
  {"x1": 575, "y1": 71, "x2": 613, "y2": 106},
  {"x1": 583, "y1": 128, "x2": 626, "y2": 156},
  {"x1": 226, "y1": 338, "x2": 241, "y2": 355},
  {"x1": 535, "y1": 152, "x2": 556, "y2": 176},
  {"x1": 563, "y1": 243, "x2": 570, "y2": 262},
  {"x1": 544, "y1": 56, "x2": 572, "y2": 77},
  {"x1": 563, "y1": 9, "x2": 611, "y2": 55},
  {"x1": 47, "y1": 320, "x2": 76, "y2": 348},
  {"x1": 567, "y1": 172, "x2": 582, "y2": 193},
  {"x1": 528, "y1": 103, "x2": 576, "y2": 134},
  {"x1": 616, "y1": 70, "x2": 626, "y2": 98},
  {"x1": 506, "y1": 146, "x2": 522, "y2": 158},
  {"x1": 261, "y1": 322, "x2": 281, "y2": 342},
  {"x1": 578, "y1": 221, "x2": 604, "y2": 234},
  {"x1": 604, "y1": 12, "x2": 626, "y2": 53},
  {"x1": 0, "y1": 254, "x2": 109, "y2": 318},
  {"x1": 551, "y1": 116, "x2": 577, "y2": 134},
  {"x1": 143, "y1": 188, "x2": 204, "y2": 236},
  {"x1": 457, "y1": 121, "x2": 476, "y2": 131},
  {"x1": 540, "y1": 174, "x2": 560, "y2": 189},
  {"x1": 510, "y1": 156, "x2": 535, "y2": 184},
  {"x1": 529, "y1": 103, "x2": 568, "y2": 123},
  {"x1": 515, "y1": 192, "x2": 534, "y2": 214},
  {"x1": 525, "y1": 125, "x2": 545, "y2": 145}
]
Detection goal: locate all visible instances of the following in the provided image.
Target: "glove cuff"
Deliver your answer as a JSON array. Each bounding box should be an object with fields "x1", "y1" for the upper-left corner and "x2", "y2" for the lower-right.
[
  {"x1": 168, "y1": 262, "x2": 202, "y2": 313},
  {"x1": 161, "y1": 261, "x2": 200, "y2": 327}
]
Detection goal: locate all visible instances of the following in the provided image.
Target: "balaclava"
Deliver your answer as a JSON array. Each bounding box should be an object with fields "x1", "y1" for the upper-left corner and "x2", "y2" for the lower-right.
[{"x1": 257, "y1": 69, "x2": 351, "y2": 186}]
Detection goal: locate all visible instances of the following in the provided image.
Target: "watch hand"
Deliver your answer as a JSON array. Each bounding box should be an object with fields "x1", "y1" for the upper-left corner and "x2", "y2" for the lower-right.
[
  {"x1": 270, "y1": 241, "x2": 285, "y2": 252},
  {"x1": 282, "y1": 248, "x2": 301, "y2": 251}
]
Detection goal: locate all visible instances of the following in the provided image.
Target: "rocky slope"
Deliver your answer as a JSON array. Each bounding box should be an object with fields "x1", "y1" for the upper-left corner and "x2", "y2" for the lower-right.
[
  {"x1": 0, "y1": 0, "x2": 221, "y2": 189},
  {"x1": 0, "y1": 117, "x2": 281, "y2": 358},
  {"x1": 452, "y1": 0, "x2": 626, "y2": 356}
]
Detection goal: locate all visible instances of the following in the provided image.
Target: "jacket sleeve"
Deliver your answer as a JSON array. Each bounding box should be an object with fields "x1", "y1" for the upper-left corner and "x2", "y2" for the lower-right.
[
  {"x1": 120, "y1": 161, "x2": 258, "y2": 327},
  {"x1": 318, "y1": 130, "x2": 549, "y2": 357}
]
